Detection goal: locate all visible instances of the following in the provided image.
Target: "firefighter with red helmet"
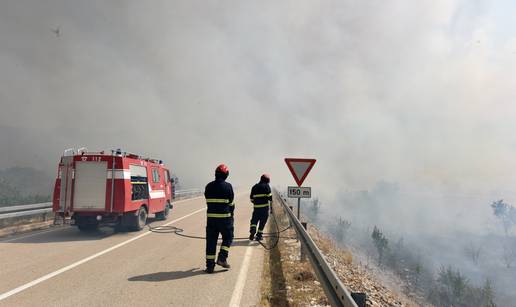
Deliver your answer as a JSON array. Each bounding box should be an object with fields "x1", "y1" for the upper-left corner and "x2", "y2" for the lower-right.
[
  {"x1": 204, "y1": 164, "x2": 234, "y2": 273},
  {"x1": 249, "y1": 174, "x2": 272, "y2": 241}
]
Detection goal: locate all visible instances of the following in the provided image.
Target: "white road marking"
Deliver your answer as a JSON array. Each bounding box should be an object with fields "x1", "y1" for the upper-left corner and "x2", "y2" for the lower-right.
[
  {"x1": 0, "y1": 206, "x2": 206, "y2": 302},
  {"x1": 228, "y1": 244, "x2": 254, "y2": 307}
]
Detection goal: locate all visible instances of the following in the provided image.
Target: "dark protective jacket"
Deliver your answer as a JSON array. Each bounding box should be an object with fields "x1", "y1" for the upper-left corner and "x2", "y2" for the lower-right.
[
  {"x1": 205, "y1": 178, "x2": 235, "y2": 218},
  {"x1": 250, "y1": 181, "x2": 272, "y2": 208}
]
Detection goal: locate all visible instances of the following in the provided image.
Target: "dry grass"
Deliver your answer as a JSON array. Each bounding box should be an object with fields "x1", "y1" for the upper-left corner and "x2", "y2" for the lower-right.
[
  {"x1": 260, "y1": 197, "x2": 328, "y2": 307},
  {"x1": 0, "y1": 218, "x2": 54, "y2": 238}
]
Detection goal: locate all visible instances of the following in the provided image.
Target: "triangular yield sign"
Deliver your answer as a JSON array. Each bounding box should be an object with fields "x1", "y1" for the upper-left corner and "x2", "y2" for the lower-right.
[{"x1": 284, "y1": 158, "x2": 316, "y2": 187}]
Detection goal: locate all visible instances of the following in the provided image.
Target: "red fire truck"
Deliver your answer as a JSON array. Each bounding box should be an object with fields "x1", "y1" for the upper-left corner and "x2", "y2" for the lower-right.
[{"x1": 52, "y1": 149, "x2": 174, "y2": 231}]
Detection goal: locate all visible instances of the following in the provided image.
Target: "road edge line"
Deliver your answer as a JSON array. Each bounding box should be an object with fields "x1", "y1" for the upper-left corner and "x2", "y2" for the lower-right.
[{"x1": 228, "y1": 244, "x2": 254, "y2": 307}]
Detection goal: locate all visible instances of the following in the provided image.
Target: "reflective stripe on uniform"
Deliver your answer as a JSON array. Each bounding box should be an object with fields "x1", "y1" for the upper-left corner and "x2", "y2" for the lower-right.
[
  {"x1": 206, "y1": 213, "x2": 231, "y2": 218},
  {"x1": 257, "y1": 229, "x2": 263, "y2": 233},
  {"x1": 228, "y1": 202, "x2": 235, "y2": 207},
  {"x1": 253, "y1": 203, "x2": 269, "y2": 208},
  {"x1": 252, "y1": 193, "x2": 272, "y2": 198},
  {"x1": 250, "y1": 224, "x2": 257, "y2": 228},
  {"x1": 206, "y1": 255, "x2": 216, "y2": 260},
  {"x1": 221, "y1": 246, "x2": 230, "y2": 251},
  {"x1": 205, "y1": 198, "x2": 230, "y2": 203}
]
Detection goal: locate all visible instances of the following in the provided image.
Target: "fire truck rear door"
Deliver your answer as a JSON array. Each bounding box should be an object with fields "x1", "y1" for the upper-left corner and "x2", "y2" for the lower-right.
[{"x1": 73, "y1": 161, "x2": 108, "y2": 211}]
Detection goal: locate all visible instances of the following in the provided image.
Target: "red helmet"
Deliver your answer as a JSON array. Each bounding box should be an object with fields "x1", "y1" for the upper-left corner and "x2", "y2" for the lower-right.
[
  {"x1": 216, "y1": 164, "x2": 229, "y2": 175},
  {"x1": 260, "y1": 173, "x2": 270, "y2": 183}
]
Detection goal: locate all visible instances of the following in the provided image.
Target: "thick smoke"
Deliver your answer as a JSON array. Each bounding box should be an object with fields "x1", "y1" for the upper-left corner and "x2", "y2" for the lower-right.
[{"x1": 1, "y1": 1, "x2": 515, "y2": 201}]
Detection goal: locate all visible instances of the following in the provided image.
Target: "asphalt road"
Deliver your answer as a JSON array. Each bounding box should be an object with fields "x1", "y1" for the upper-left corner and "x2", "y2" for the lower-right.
[{"x1": 0, "y1": 192, "x2": 264, "y2": 307}]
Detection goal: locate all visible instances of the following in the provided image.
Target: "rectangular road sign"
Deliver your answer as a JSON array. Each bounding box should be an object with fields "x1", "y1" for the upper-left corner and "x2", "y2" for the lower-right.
[{"x1": 288, "y1": 186, "x2": 311, "y2": 198}]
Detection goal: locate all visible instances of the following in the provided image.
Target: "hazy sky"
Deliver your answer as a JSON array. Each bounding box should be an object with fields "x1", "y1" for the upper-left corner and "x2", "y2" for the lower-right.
[{"x1": 1, "y1": 0, "x2": 516, "y2": 198}]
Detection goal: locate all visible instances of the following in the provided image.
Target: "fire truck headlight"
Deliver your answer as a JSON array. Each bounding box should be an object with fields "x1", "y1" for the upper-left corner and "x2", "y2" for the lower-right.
[{"x1": 96, "y1": 215, "x2": 102, "y2": 221}]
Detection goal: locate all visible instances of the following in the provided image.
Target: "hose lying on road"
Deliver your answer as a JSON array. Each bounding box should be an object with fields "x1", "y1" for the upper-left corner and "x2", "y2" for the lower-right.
[{"x1": 147, "y1": 206, "x2": 293, "y2": 250}]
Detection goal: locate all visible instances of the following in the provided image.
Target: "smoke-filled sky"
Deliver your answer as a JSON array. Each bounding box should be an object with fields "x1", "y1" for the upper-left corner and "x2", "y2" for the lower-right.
[{"x1": 1, "y1": 1, "x2": 516, "y2": 198}]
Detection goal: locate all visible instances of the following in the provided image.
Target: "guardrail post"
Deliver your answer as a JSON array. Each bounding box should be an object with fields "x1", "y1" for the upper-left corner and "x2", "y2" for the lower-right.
[{"x1": 300, "y1": 222, "x2": 307, "y2": 261}]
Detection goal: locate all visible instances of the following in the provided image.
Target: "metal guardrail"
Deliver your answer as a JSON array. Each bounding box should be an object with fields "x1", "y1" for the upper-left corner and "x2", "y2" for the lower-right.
[
  {"x1": 0, "y1": 208, "x2": 53, "y2": 220},
  {"x1": 275, "y1": 189, "x2": 359, "y2": 307},
  {"x1": 0, "y1": 202, "x2": 52, "y2": 214},
  {"x1": 174, "y1": 188, "x2": 203, "y2": 199},
  {"x1": 0, "y1": 203, "x2": 52, "y2": 220}
]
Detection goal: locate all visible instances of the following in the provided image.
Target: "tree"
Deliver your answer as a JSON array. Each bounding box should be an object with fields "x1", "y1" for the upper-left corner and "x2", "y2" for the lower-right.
[
  {"x1": 429, "y1": 266, "x2": 469, "y2": 306},
  {"x1": 464, "y1": 242, "x2": 482, "y2": 265},
  {"x1": 387, "y1": 237, "x2": 404, "y2": 275},
  {"x1": 480, "y1": 279, "x2": 496, "y2": 307},
  {"x1": 491, "y1": 200, "x2": 516, "y2": 236},
  {"x1": 429, "y1": 267, "x2": 497, "y2": 307},
  {"x1": 371, "y1": 226, "x2": 388, "y2": 266},
  {"x1": 331, "y1": 217, "x2": 351, "y2": 243},
  {"x1": 414, "y1": 261, "x2": 422, "y2": 289},
  {"x1": 308, "y1": 197, "x2": 321, "y2": 222},
  {"x1": 502, "y1": 244, "x2": 516, "y2": 268}
]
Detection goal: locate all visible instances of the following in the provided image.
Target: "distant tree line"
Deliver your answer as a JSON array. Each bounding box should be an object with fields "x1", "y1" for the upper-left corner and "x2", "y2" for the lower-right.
[{"x1": 0, "y1": 179, "x2": 50, "y2": 206}]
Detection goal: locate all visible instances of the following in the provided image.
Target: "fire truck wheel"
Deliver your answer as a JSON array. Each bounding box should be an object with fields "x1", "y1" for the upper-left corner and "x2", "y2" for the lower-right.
[
  {"x1": 155, "y1": 202, "x2": 171, "y2": 220},
  {"x1": 128, "y1": 206, "x2": 147, "y2": 231}
]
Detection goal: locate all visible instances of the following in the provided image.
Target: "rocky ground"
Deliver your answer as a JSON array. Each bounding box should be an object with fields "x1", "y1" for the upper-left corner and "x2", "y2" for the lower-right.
[{"x1": 308, "y1": 225, "x2": 422, "y2": 307}]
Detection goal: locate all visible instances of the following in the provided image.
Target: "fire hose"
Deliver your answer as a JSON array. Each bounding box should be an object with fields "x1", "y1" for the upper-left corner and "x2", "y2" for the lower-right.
[{"x1": 147, "y1": 205, "x2": 294, "y2": 250}]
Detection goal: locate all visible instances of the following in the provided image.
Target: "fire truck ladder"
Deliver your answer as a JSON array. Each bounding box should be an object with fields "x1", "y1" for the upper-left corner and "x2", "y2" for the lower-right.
[{"x1": 54, "y1": 150, "x2": 74, "y2": 226}]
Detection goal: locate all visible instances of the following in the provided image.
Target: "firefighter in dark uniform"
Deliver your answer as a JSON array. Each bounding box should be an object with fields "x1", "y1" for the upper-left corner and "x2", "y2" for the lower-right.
[
  {"x1": 249, "y1": 174, "x2": 272, "y2": 241},
  {"x1": 204, "y1": 164, "x2": 234, "y2": 273}
]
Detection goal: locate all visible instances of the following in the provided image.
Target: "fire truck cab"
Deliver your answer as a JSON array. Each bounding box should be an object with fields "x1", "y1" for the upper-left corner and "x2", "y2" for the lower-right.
[{"x1": 52, "y1": 149, "x2": 174, "y2": 231}]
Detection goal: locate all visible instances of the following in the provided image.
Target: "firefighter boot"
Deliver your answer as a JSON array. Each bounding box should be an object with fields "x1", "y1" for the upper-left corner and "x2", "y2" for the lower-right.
[
  {"x1": 216, "y1": 259, "x2": 231, "y2": 269},
  {"x1": 205, "y1": 258, "x2": 215, "y2": 274},
  {"x1": 255, "y1": 232, "x2": 263, "y2": 241},
  {"x1": 249, "y1": 231, "x2": 255, "y2": 241}
]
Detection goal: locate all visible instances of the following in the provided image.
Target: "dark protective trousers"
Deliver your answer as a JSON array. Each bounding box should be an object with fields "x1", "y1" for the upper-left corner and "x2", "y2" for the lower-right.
[
  {"x1": 249, "y1": 207, "x2": 269, "y2": 237},
  {"x1": 206, "y1": 218, "x2": 233, "y2": 268}
]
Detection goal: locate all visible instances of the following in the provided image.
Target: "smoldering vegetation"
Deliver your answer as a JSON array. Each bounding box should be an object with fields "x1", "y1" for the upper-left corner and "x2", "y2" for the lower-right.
[{"x1": 303, "y1": 184, "x2": 516, "y2": 306}]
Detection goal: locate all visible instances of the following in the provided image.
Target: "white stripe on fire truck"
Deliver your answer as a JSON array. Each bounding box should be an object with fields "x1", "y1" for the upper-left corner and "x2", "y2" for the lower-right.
[
  {"x1": 149, "y1": 190, "x2": 166, "y2": 199},
  {"x1": 106, "y1": 169, "x2": 131, "y2": 180}
]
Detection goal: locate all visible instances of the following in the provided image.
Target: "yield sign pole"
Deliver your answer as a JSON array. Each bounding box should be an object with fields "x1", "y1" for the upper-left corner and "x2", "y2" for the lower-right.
[{"x1": 284, "y1": 158, "x2": 316, "y2": 219}]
